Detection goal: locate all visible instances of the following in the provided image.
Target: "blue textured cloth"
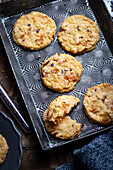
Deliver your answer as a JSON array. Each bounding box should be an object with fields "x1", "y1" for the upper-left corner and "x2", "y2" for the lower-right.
[{"x1": 56, "y1": 128, "x2": 113, "y2": 170}]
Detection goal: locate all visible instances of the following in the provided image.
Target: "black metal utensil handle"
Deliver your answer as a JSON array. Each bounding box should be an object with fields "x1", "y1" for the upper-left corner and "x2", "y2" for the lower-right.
[{"x1": 0, "y1": 84, "x2": 31, "y2": 133}]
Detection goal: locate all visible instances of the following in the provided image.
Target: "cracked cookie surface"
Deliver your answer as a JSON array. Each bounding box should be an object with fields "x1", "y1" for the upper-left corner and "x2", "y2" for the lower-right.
[
  {"x1": 43, "y1": 95, "x2": 83, "y2": 139},
  {"x1": 83, "y1": 83, "x2": 113, "y2": 125},
  {"x1": 40, "y1": 53, "x2": 83, "y2": 92},
  {"x1": 43, "y1": 114, "x2": 83, "y2": 139},
  {"x1": 43, "y1": 95, "x2": 80, "y2": 124},
  {"x1": 58, "y1": 15, "x2": 100, "y2": 54},
  {"x1": 12, "y1": 11, "x2": 56, "y2": 50}
]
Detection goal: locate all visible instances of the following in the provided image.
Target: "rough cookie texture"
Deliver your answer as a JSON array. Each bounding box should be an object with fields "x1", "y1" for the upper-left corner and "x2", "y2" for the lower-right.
[
  {"x1": 58, "y1": 15, "x2": 100, "y2": 54},
  {"x1": 83, "y1": 83, "x2": 113, "y2": 125},
  {"x1": 43, "y1": 115, "x2": 83, "y2": 139},
  {"x1": 43, "y1": 95, "x2": 80, "y2": 124},
  {"x1": 43, "y1": 95, "x2": 83, "y2": 139},
  {"x1": 40, "y1": 53, "x2": 83, "y2": 92},
  {"x1": 12, "y1": 11, "x2": 56, "y2": 50},
  {"x1": 0, "y1": 134, "x2": 8, "y2": 164}
]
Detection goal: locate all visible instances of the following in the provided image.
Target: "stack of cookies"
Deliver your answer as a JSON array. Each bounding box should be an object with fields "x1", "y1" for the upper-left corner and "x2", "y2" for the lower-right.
[
  {"x1": 12, "y1": 11, "x2": 113, "y2": 140},
  {"x1": 43, "y1": 95, "x2": 83, "y2": 139}
]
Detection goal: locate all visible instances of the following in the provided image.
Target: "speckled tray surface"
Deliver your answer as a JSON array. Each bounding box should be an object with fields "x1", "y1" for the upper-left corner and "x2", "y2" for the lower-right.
[{"x1": 0, "y1": 0, "x2": 113, "y2": 150}]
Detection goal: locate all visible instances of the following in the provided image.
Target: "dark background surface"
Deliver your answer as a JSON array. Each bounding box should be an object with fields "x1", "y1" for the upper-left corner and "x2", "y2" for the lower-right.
[{"x1": 0, "y1": 0, "x2": 113, "y2": 169}]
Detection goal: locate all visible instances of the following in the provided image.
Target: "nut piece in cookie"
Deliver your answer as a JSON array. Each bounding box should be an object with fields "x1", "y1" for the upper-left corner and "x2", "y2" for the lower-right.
[
  {"x1": 12, "y1": 11, "x2": 56, "y2": 50},
  {"x1": 0, "y1": 134, "x2": 8, "y2": 164},
  {"x1": 43, "y1": 114, "x2": 83, "y2": 139},
  {"x1": 40, "y1": 53, "x2": 83, "y2": 93},
  {"x1": 43, "y1": 95, "x2": 80, "y2": 124},
  {"x1": 83, "y1": 83, "x2": 113, "y2": 125},
  {"x1": 58, "y1": 15, "x2": 100, "y2": 54}
]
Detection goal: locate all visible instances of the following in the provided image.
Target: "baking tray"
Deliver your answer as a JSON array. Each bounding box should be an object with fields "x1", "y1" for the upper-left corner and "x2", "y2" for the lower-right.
[
  {"x1": 0, "y1": 0, "x2": 113, "y2": 150},
  {"x1": 102, "y1": 0, "x2": 113, "y2": 20}
]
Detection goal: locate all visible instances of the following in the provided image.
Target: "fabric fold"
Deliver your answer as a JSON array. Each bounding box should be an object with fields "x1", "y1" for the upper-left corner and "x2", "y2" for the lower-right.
[{"x1": 56, "y1": 128, "x2": 113, "y2": 170}]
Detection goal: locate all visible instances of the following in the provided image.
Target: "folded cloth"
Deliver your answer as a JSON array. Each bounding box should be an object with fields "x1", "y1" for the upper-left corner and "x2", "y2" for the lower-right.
[{"x1": 56, "y1": 128, "x2": 113, "y2": 170}]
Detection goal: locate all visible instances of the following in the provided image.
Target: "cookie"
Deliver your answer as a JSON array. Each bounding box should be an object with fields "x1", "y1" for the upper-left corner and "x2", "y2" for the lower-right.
[
  {"x1": 83, "y1": 83, "x2": 113, "y2": 125},
  {"x1": 0, "y1": 134, "x2": 8, "y2": 164},
  {"x1": 40, "y1": 53, "x2": 83, "y2": 92},
  {"x1": 12, "y1": 11, "x2": 56, "y2": 50},
  {"x1": 43, "y1": 95, "x2": 80, "y2": 124},
  {"x1": 58, "y1": 15, "x2": 100, "y2": 54},
  {"x1": 43, "y1": 113, "x2": 83, "y2": 139}
]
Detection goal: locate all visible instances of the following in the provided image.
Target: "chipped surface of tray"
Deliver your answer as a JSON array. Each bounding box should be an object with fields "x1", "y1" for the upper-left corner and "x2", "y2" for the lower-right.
[{"x1": 0, "y1": 0, "x2": 113, "y2": 150}]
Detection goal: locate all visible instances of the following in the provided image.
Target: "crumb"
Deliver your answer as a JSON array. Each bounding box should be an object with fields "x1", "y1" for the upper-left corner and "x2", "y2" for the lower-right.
[
  {"x1": 5, "y1": 76, "x2": 8, "y2": 79},
  {"x1": 1, "y1": 70, "x2": 5, "y2": 73}
]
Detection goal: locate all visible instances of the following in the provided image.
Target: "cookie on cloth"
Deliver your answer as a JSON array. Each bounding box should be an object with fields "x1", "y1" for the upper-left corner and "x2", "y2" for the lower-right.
[
  {"x1": 0, "y1": 134, "x2": 8, "y2": 164},
  {"x1": 43, "y1": 95, "x2": 80, "y2": 124},
  {"x1": 83, "y1": 83, "x2": 113, "y2": 125},
  {"x1": 58, "y1": 15, "x2": 100, "y2": 54},
  {"x1": 40, "y1": 53, "x2": 83, "y2": 93},
  {"x1": 12, "y1": 11, "x2": 56, "y2": 50},
  {"x1": 43, "y1": 114, "x2": 83, "y2": 140}
]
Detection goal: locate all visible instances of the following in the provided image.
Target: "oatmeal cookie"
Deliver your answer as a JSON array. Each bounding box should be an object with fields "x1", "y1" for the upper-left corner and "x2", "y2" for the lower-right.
[
  {"x1": 58, "y1": 15, "x2": 100, "y2": 54},
  {"x1": 0, "y1": 134, "x2": 8, "y2": 164},
  {"x1": 83, "y1": 83, "x2": 113, "y2": 125},
  {"x1": 40, "y1": 53, "x2": 83, "y2": 92},
  {"x1": 12, "y1": 11, "x2": 56, "y2": 50},
  {"x1": 43, "y1": 114, "x2": 83, "y2": 139},
  {"x1": 43, "y1": 95, "x2": 80, "y2": 124}
]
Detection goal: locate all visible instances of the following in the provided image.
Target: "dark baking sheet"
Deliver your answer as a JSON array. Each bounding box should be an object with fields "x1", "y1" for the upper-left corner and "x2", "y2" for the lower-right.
[{"x1": 0, "y1": 0, "x2": 113, "y2": 150}]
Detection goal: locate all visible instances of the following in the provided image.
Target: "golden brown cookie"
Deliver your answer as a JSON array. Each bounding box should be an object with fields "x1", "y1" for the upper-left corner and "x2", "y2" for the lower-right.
[
  {"x1": 43, "y1": 95, "x2": 80, "y2": 124},
  {"x1": 0, "y1": 134, "x2": 8, "y2": 164},
  {"x1": 58, "y1": 15, "x2": 100, "y2": 54},
  {"x1": 40, "y1": 53, "x2": 83, "y2": 92},
  {"x1": 83, "y1": 83, "x2": 113, "y2": 125},
  {"x1": 12, "y1": 11, "x2": 56, "y2": 50},
  {"x1": 43, "y1": 113, "x2": 83, "y2": 139}
]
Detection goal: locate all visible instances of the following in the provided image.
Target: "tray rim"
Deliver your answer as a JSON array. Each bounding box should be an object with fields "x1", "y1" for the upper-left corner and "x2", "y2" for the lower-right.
[{"x1": 0, "y1": 0, "x2": 113, "y2": 150}]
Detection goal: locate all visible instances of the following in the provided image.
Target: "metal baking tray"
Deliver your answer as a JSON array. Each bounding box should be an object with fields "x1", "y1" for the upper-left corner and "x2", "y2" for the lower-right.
[
  {"x1": 102, "y1": 0, "x2": 113, "y2": 19},
  {"x1": 0, "y1": 0, "x2": 113, "y2": 150}
]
